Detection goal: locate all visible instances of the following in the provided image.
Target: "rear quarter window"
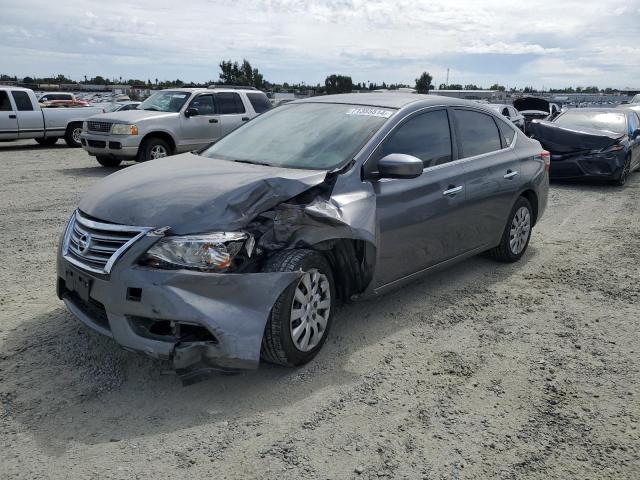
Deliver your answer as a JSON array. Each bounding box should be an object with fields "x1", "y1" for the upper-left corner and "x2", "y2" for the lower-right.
[
  {"x1": 246, "y1": 92, "x2": 272, "y2": 114},
  {"x1": 496, "y1": 117, "x2": 516, "y2": 147},
  {"x1": 11, "y1": 91, "x2": 34, "y2": 111}
]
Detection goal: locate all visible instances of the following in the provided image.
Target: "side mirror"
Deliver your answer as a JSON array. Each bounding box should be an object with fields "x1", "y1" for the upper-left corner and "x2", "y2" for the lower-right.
[
  {"x1": 184, "y1": 107, "x2": 199, "y2": 118},
  {"x1": 376, "y1": 153, "x2": 423, "y2": 179}
]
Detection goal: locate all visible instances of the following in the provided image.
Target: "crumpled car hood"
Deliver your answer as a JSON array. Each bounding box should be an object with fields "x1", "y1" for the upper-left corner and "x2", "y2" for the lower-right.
[
  {"x1": 79, "y1": 153, "x2": 328, "y2": 234},
  {"x1": 529, "y1": 120, "x2": 626, "y2": 154}
]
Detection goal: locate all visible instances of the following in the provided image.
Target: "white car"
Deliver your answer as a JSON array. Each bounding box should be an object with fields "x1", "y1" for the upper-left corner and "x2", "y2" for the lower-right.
[{"x1": 487, "y1": 104, "x2": 526, "y2": 131}]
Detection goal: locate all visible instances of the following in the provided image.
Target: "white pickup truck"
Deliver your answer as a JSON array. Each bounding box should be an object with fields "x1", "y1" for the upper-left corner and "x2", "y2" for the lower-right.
[{"x1": 0, "y1": 87, "x2": 104, "y2": 147}]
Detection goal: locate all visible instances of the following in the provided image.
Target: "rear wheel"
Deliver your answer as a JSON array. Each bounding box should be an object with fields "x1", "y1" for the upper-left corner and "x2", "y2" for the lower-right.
[
  {"x1": 613, "y1": 155, "x2": 632, "y2": 186},
  {"x1": 488, "y1": 196, "x2": 533, "y2": 262},
  {"x1": 35, "y1": 137, "x2": 58, "y2": 146},
  {"x1": 261, "y1": 249, "x2": 335, "y2": 367},
  {"x1": 138, "y1": 137, "x2": 170, "y2": 162},
  {"x1": 64, "y1": 122, "x2": 83, "y2": 147},
  {"x1": 96, "y1": 156, "x2": 122, "y2": 168}
]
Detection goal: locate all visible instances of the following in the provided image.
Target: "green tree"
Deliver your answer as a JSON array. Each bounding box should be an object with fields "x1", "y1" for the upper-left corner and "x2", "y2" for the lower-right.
[
  {"x1": 414, "y1": 72, "x2": 433, "y2": 94},
  {"x1": 489, "y1": 83, "x2": 505, "y2": 91},
  {"x1": 324, "y1": 74, "x2": 353, "y2": 94},
  {"x1": 464, "y1": 84, "x2": 480, "y2": 90},
  {"x1": 219, "y1": 59, "x2": 267, "y2": 89}
]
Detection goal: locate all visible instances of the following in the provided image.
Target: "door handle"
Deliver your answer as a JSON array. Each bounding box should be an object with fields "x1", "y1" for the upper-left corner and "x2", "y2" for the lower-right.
[
  {"x1": 504, "y1": 170, "x2": 519, "y2": 179},
  {"x1": 241, "y1": 117, "x2": 250, "y2": 122},
  {"x1": 209, "y1": 118, "x2": 218, "y2": 123},
  {"x1": 442, "y1": 185, "x2": 463, "y2": 196},
  {"x1": 9, "y1": 114, "x2": 16, "y2": 119}
]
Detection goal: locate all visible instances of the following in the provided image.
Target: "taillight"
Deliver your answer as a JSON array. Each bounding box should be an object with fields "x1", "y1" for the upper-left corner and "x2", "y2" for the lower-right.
[{"x1": 541, "y1": 151, "x2": 551, "y2": 171}]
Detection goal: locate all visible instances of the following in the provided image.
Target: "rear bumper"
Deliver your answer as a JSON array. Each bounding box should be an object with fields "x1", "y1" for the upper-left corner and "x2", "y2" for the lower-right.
[
  {"x1": 80, "y1": 132, "x2": 140, "y2": 159},
  {"x1": 56, "y1": 233, "x2": 301, "y2": 376},
  {"x1": 549, "y1": 151, "x2": 626, "y2": 180}
]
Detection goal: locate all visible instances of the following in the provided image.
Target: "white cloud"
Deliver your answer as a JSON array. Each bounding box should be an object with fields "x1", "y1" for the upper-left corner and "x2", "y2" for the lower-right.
[{"x1": 0, "y1": 0, "x2": 638, "y2": 88}]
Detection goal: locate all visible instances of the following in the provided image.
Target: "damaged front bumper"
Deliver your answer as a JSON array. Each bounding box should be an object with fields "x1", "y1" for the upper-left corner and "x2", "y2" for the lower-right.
[
  {"x1": 56, "y1": 234, "x2": 301, "y2": 377},
  {"x1": 549, "y1": 151, "x2": 626, "y2": 180}
]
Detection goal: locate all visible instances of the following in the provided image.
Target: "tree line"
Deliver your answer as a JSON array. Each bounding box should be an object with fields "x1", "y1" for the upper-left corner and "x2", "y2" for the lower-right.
[{"x1": 0, "y1": 66, "x2": 625, "y2": 96}]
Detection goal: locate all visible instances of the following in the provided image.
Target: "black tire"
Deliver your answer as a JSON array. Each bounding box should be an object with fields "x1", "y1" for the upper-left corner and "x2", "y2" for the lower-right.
[
  {"x1": 96, "y1": 156, "x2": 122, "y2": 168},
  {"x1": 64, "y1": 122, "x2": 83, "y2": 147},
  {"x1": 261, "y1": 249, "x2": 336, "y2": 367},
  {"x1": 35, "y1": 137, "x2": 59, "y2": 146},
  {"x1": 138, "y1": 136, "x2": 171, "y2": 162},
  {"x1": 488, "y1": 196, "x2": 533, "y2": 263},
  {"x1": 613, "y1": 155, "x2": 632, "y2": 187}
]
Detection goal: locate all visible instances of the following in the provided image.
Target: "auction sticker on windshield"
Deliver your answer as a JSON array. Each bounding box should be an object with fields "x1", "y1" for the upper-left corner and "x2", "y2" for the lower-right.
[{"x1": 346, "y1": 107, "x2": 393, "y2": 118}]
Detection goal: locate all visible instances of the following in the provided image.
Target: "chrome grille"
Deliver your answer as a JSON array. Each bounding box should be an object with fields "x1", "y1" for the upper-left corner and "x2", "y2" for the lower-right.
[
  {"x1": 87, "y1": 121, "x2": 112, "y2": 133},
  {"x1": 63, "y1": 211, "x2": 150, "y2": 274}
]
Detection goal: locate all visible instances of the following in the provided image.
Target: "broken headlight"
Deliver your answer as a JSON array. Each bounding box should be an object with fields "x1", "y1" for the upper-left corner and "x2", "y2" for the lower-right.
[{"x1": 139, "y1": 232, "x2": 252, "y2": 271}]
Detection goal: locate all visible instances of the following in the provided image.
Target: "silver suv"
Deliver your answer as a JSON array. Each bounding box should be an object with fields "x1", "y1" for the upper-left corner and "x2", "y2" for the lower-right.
[{"x1": 80, "y1": 87, "x2": 271, "y2": 167}]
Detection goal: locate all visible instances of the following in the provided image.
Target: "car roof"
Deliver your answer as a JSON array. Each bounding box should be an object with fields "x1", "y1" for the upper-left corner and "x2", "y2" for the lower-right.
[
  {"x1": 562, "y1": 108, "x2": 626, "y2": 114},
  {"x1": 294, "y1": 93, "x2": 484, "y2": 109}
]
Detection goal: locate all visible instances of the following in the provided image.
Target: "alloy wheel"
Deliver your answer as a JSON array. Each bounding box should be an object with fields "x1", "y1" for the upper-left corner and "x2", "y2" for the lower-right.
[
  {"x1": 150, "y1": 144, "x2": 168, "y2": 159},
  {"x1": 290, "y1": 269, "x2": 331, "y2": 352},
  {"x1": 72, "y1": 127, "x2": 82, "y2": 144},
  {"x1": 509, "y1": 206, "x2": 531, "y2": 255}
]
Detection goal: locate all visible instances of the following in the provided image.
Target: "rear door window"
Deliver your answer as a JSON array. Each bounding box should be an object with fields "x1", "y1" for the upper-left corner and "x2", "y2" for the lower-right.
[
  {"x1": 628, "y1": 112, "x2": 638, "y2": 134},
  {"x1": 453, "y1": 109, "x2": 502, "y2": 158},
  {"x1": 381, "y1": 109, "x2": 452, "y2": 168},
  {"x1": 0, "y1": 91, "x2": 13, "y2": 111},
  {"x1": 11, "y1": 91, "x2": 34, "y2": 111},
  {"x1": 215, "y1": 92, "x2": 246, "y2": 114},
  {"x1": 246, "y1": 92, "x2": 272, "y2": 113}
]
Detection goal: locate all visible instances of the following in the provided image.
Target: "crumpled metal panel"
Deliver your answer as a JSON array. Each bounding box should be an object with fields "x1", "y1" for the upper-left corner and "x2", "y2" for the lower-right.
[
  {"x1": 79, "y1": 153, "x2": 328, "y2": 234},
  {"x1": 530, "y1": 120, "x2": 625, "y2": 154}
]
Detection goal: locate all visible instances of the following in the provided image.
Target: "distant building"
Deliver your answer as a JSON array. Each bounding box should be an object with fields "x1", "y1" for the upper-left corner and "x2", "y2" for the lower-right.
[{"x1": 431, "y1": 89, "x2": 507, "y2": 102}]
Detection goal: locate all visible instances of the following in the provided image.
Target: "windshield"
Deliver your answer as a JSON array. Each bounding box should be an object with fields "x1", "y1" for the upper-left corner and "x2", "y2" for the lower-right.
[
  {"x1": 201, "y1": 103, "x2": 393, "y2": 170},
  {"x1": 554, "y1": 110, "x2": 627, "y2": 134},
  {"x1": 138, "y1": 91, "x2": 190, "y2": 112},
  {"x1": 631, "y1": 94, "x2": 640, "y2": 104},
  {"x1": 105, "y1": 103, "x2": 126, "y2": 112}
]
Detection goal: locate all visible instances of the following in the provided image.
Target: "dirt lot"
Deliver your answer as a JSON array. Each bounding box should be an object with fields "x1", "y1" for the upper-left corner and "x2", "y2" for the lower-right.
[{"x1": 0, "y1": 139, "x2": 638, "y2": 479}]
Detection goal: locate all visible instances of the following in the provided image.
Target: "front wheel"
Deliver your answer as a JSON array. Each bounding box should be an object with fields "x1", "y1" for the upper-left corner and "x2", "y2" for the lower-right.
[
  {"x1": 261, "y1": 249, "x2": 335, "y2": 367},
  {"x1": 138, "y1": 137, "x2": 170, "y2": 162},
  {"x1": 64, "y1": 122, "x2": 83, "y2": 147},
  {"x1": 96, "y1": 156, "x2": 122, "y2": 168},
  {"x1": 488, "y1": 196, "x2": 533, "y2": 262},
  {"x1": 613, "y1": 155, "x2": 632, "y2": 186}
]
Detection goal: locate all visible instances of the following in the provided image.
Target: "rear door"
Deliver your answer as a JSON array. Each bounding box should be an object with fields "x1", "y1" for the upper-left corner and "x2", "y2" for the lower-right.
[
  {"x1": 179, "y1": 93, "x2": 221, "y2": 149},
  {"x1": 215, "y1": 92, "x2": 250, "y2": 136},
  {"x1": 0, "y1": 91, "x2": 18, "y2": 139},
  {"x1": 453, "y1": 108, "x2": 525, "y2": 250},
  {"x1": 11, "y1": 90, "x2": 44, "y2": 139},
  {"x1": 372, "y1": 108, "x2": 469, "y2": 287},
  {"x1": 629, "y1": 112, "x2": 640, "y2": 169}
]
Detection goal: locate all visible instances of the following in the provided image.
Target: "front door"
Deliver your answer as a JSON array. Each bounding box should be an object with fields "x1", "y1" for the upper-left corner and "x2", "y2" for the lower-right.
[
  {"x1": 371, "y1": 108, "x2": 469, "y2": 287},
  {"x1": 0, "y1": 91, "x2": 18, "y2": 140},
  {"x1": 11, "y1": 90, "x2": 43, "y2": 139},
  {"x1": 179, "y1": 93, "x2": 220, "y2": 150}
]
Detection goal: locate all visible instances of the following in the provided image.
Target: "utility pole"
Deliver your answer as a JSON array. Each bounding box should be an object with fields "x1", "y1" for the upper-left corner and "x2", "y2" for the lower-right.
[{"x1": 446, "y1": 68, "x2": 450, "y2": 86}]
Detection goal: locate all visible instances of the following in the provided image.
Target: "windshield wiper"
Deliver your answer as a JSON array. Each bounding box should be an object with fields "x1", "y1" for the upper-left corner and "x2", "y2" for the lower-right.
[
  {"x1": 233, "y1": 159, "x2": 271, "y2": 167},
  {"x1": 144, "y1": 106, "x2": 160, "y2": 111}
]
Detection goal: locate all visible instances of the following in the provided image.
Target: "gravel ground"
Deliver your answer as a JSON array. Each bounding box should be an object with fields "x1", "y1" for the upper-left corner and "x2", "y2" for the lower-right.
[{"x1": 0, "y1": 140, "x2": 638, "y2": 479}]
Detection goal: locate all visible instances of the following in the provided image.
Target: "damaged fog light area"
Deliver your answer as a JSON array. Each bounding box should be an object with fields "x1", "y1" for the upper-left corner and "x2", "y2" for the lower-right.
[
  {"x1": 138, "y1": 232, "x2": 253, "y2": 271},
  {"x1": 129, "y1": 316, "x2": 218, "y2": 344}
]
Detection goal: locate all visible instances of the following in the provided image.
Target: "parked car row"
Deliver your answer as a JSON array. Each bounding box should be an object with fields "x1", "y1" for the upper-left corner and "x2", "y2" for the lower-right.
[{"x1": 57, "y1": 93, "x2": 550, "y2": 380}]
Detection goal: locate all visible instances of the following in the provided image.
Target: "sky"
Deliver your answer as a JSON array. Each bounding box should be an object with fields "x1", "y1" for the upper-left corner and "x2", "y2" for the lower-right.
[{"x1": 1, "y1": 0, "x2": 639, "y2": 89}]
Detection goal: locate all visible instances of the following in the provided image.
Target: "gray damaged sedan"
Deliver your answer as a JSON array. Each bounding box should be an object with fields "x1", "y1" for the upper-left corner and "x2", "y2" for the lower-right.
[{"x1": 57, "y1": 94, "x2": 549, "y2": 381}]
